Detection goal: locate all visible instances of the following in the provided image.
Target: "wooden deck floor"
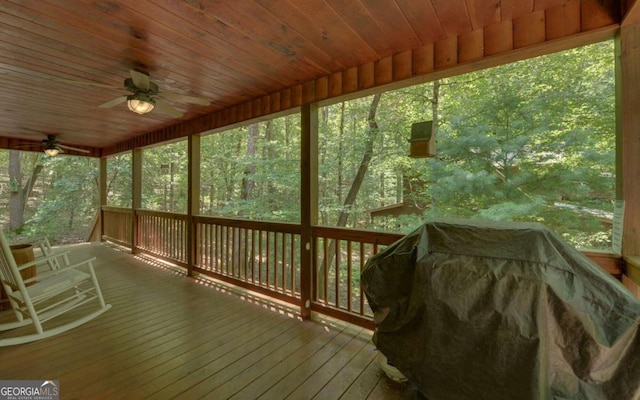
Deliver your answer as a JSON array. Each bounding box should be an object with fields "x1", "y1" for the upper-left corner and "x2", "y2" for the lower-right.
[{"x1": 0, "y1": 242, "x2": 418, "y2": 399}]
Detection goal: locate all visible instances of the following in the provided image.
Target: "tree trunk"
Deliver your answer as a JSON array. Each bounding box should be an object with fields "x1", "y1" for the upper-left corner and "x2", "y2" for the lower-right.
[
  {"x1": 263, "y1": 120, "x2": 274, "y2": 201},
  {"x1": 432, "y1": 80, "x2": 440, "y2": 140},
  {"x1": 317, "y1": 95, "x2": 382, "y2": 299},
  {"x1": 336, "y1": 93, "x2": 382, "y2": 227},
  {"x1": 319, "y1": 106, "x2": 330, "y2": 225},
  {"x1": 337, "y1": 102, "x2": 345, "y2": 204},
  {"x1": 241, "y1": 123, "x2": 258, "y2": 202},
  {"x1": 429, "y1": 80, "x2": 440, "y2": 209},
  {"x1": 8, "y1": 151, "x2": 42, "y2": 231},
  {"x1": 8, "y1": 151, "x2": 23, "y2": 230}
]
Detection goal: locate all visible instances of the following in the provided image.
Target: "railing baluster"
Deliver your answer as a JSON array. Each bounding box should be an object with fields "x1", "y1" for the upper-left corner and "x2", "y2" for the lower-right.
[
  {"x1": 334, "y1": 238, "x2": 340, "y2": 307},
  {"x1": 323, "y1": 237, "x2": 328, "y2": 305},
  {"x1": 290, "y1": 233, "x2": 296, "y2": 296},
  {"x1": 359, "y1": 242, "x2": 365, "y2": 315},
  {"x1": 258, "y1": 229, "x2": 263, "y2": 286},
  {"x1": 266, "y1": 231, "x2": 271, "y2": 289},
  {"x1": 347, "y1": 240, "x2": 352, "y2": 312}
]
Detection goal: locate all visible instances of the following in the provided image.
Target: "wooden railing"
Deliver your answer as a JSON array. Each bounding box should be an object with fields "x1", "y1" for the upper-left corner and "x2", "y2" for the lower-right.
[
  {"x1": 136, "y1": 210, "x2": 189, "y2": 267},
  {"x1": 101, "y1": 206, "x2": 132, "y2": 247},
  {"x1": 311, "y1": 226, "x2": 402, "y2": 326},
  {"x1": 101, "y1": 208, "x2": 625, "y2": 328},
  {"x1": 193, "y1": 216, "x2": 302, "y2": 304}
]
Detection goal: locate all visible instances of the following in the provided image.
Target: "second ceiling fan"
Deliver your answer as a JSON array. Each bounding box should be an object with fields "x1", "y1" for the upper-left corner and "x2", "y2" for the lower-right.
[{"x1": 40, "y1": 134, "x2": 91, "y2": 156}]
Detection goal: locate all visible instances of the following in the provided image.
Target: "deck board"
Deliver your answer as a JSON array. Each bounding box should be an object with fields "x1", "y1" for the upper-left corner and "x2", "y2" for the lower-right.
[{"x1": 0, "y1": 242, "x2": 418, "y2": 399}]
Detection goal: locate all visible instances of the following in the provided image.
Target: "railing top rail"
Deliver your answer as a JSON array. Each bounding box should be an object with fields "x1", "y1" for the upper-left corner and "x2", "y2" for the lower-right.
[
  {"x1": 312, "y1": 225, "x2": 403, "y2": 245},
  {"x1": 102, "y1": 206, "x2": 133, "y2": 213},
  {"x1": 136, "y1": 209, "x2": 189, "y2": 219},
  {"x1": 193, "y1": 215, "x2": 302, "y2": 234}
]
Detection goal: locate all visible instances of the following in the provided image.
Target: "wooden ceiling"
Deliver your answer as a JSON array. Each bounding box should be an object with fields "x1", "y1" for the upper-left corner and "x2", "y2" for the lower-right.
[{"x1": 0, "y1": 0, "x2": 635, "y2": 157}]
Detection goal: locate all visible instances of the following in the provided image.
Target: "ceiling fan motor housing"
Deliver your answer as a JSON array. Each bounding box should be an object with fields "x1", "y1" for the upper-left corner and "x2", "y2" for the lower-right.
[{"x1": 124, "y1": 78, "x2": 159, "y2": 95}]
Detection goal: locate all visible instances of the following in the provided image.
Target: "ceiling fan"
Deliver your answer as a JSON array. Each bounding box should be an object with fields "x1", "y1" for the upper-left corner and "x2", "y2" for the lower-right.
[
  {"x1": 15, "y1": 130, "x2": 91, "y2": 156},
  {"x1": 40, "y1": 135, "x2": 91, "y2": 156},
  {"x1": 55, "y1": 70, "x2": 210, "y2": 117}
]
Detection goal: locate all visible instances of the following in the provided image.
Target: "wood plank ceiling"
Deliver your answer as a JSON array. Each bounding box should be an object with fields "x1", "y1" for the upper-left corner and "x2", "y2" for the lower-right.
[{"x1": 0, "y1": 0, "x2": 629, "y2": 157}]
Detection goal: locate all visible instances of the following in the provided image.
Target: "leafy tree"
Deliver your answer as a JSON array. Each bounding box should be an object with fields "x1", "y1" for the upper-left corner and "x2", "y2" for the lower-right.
[
  {"x1": 7, "y1": 151, "x2": 43, "y2": 231},
  {"x1": 142, "y1": 142, "x2": 187, "y2": 213},
  {"x1": 316, "y1": 41, "x2": 614, "y2": 249},
  {"x1": 200, "y1": 114, "x2": 301, "y2": 221},
  {"x1": 106, "y1": 152, "x2": 132, "y2": 207},
  {"x1": 420, "y1": 41, "x2": 615, "y2": 248},
  {"x1": 27, "y1": 156, "x2": 99, "y2": 240}
]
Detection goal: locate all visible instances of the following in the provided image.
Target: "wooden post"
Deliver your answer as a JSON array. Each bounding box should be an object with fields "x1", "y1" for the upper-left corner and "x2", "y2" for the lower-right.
[
  {"x1": 300, "y1": 103, "x2": 318, "y2": 320},
  {"x1": 132, "y1": 149, "x2": 142, "y2": 253},
  {"x1": 99, "y1": 157, "x2": 107, "y2": 242},
  {"x1": 187, "y1": 135, "x2": 201, "y2": 277},
  {"x1": 619, "y1": 24, "x2": 640, "y2": 257}
]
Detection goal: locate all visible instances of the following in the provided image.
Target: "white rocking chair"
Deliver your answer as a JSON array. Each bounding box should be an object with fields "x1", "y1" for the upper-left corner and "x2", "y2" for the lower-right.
[
  {"x1": 37, "y1": 237, "x2": 70, "y2": 270},
  {"x1": 0, "y1": 229, "x2": 111, "y2": 346}
]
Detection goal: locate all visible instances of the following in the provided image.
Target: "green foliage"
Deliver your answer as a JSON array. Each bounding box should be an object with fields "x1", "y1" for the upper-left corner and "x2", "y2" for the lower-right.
[
  {"x1": 315, "y1": 40, "x2": 615, "y2": 250},
  {"x1": 16, "y1": 155, "x2": 98, "y2": 244},
  {"x1": 106, "y1": 152, "x2": 132, "y2": 207},
  {"x1": 142, "y1": 141, "x2": 188, "y2": 213},
  {"x1": 200, "y1": 114, "x2": 301, "y2": 221}
]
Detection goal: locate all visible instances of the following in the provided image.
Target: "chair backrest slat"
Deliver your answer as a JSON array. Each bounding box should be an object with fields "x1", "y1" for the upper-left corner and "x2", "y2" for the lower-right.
[{"x1": 0, "y1": 230, "x2": 24, "y2": 291}]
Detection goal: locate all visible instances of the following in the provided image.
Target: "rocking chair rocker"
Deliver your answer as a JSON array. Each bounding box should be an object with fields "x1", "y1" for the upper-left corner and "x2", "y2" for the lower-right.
[{"x1": 0, "y1": 230, "x2": 111, "y2": 346}]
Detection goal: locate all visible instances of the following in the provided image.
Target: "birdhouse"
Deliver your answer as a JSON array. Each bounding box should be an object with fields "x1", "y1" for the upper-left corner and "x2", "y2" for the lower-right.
[{"x1": 410, "y1": 121, "x2": 436, "y2": 158}]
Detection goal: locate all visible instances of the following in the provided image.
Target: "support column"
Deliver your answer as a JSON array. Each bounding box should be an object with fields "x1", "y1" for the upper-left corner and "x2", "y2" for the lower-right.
[
  {"x1": 619, "y1": 24, "x2": 640, "y2": 257},
  {"x1": 187, "y1": 134, "x2": 201, "y2": 277},
  {"x1": 98, "y1": 157, "x2": 107, "y2": 242},
  {"x1": 619, "y1": 17, "x2": 640, "y2": 294},
  {"x1": 300, "y1": 103, "x2": 319, "y2": 320},
  {"x1": 132, "y1": 149, "x2": 142, "y2": 253}
]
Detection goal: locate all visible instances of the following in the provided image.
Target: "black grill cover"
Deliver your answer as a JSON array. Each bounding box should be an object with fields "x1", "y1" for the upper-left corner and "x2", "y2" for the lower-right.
[{"x1": 361, "y1": 219, "x2": 640, "y2": 399}]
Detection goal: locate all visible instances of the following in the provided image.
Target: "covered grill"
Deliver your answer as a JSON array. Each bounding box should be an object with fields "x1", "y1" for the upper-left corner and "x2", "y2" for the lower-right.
[{"x1": 361, "y1": 219, "x2": 640, "y2": 399}]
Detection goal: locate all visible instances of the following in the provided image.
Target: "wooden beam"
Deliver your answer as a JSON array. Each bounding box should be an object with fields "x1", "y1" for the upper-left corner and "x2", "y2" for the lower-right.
[
  {"x1": 458, "y1": 29, "x2": 484, "y2": 63},
  {"x1": 545, "y1": 0, "x2": 581, "y2": 40},
  {"x1": 187, "y1": 135, "x2": 200, "y2": 277},
  {"x1": 300, "y1": 103, "x2": 318, "y2": 320},
  {"x1": 622, "y1": 0, "x2": 640, "y2": 26},
  {"x1": 98, "y1": 157, "x2": 107, "y2": 242},
  {"x1": 485, "y1": 21, "x2": 514, "y2": 56},
  {"x1": 619, "y1": 25, "x2": 640, "y2": 256},
  {"x1": 132, "y1": 149, "x2": 142, "y2": 254}
]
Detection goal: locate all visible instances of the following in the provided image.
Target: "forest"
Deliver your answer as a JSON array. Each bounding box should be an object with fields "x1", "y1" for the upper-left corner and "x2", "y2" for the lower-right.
[{"x1": 0, "y1": 40, "x2": 615, "y2": 250}]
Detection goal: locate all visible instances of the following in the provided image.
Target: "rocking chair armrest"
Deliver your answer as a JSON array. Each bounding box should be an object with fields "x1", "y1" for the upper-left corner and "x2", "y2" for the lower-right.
[
  {"x1": 45, "y1": 257, "x2": 98, "y2": 276},
  {"x1": 16, "y1": 251, "x2": 72, "y2": 271}
]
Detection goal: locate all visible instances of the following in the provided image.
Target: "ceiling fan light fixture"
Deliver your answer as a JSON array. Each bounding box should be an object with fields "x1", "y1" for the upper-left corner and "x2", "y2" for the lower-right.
[
  {"x1": 127, "y1": 93, "x2": 155, "y2": 114},
  {"x1": 44, "y1": 146, "x2": 60, "y2": 156}
]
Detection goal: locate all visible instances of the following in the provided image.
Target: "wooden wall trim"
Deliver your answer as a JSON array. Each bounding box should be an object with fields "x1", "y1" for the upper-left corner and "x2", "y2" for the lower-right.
[
  {"x1": 102, "y1": 4, "x2": 619, "y2": 156},
  {"x1": 622, "y1": 0, "x2": 640, "y2": 26}
]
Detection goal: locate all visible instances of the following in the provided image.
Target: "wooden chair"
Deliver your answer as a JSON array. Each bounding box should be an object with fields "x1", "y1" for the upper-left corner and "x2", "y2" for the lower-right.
[
  {"x1": 0, "y1": 229, "x2": 111, "y2": 346},
  {"x1": 37, "y1": 237, "x2": 70, "y2": 270}
]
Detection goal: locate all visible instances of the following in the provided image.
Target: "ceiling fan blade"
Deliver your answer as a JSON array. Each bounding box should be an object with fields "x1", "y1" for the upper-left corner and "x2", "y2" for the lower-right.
[
  {"x1": 129, "y1": 69, "x2": 150, "y2": 91},
  {"x1": 49, "y1": 77, "x2": 121, "y2": 90},
  {"x1": 98, "y1": 96, "x2": 128, "y2": 108},
  {"x1": 158, "y1": 91, "x2": 211, "y2": 106},
  {"x1": 13, "y1": 143, "x2": 41, "y2": 149},
  {"x1": 154, "y1": 99, "x2": 183, "y2": 118},
  {"x1": 57, "y1": 144, "x2": 91, "y2": 154}
]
